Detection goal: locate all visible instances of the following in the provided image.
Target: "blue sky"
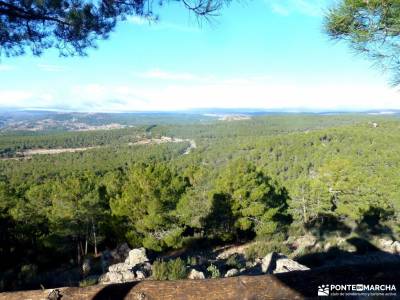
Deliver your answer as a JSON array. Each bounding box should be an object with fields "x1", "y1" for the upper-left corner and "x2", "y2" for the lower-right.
[{"x1": 0, "y1": 0, "x2": 399, "y2": 112}]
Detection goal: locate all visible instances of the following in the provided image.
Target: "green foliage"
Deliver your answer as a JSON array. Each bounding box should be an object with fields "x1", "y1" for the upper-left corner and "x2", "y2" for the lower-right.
[
  {"x1": 152, "y1": 258, "x2": 187, "y2": 280},
  {"x1": 151, "y1": 259, "x2": 169, "y2": 281},
  {"x1": 325, "y1": 0, "x2": 400, "y2": 84},
  {"x1": 226, "y1": 254, "x2": 244, "y2": 269},
  {"x1": 167, "y1": 258, "x2": 187, "y2": 280},
  {"x1": 245, "y1": 235, "x2": 290, "y2": 260},
  {"x1": 79, "y1": 276, "x2": 98, "y2": 287},
  {"x1": 110, "y1": 163, "x2": 189, "y2": 251},
  {"x1": 1, "y1": 114, "x2": 400, "y2": 290},
  {"x1": 208, "y1": 159, "x2": 291, "y2": 240},
  {"x1": 186, "y1": 256, "x2": 198, "y2": 266},
  {"x1": 207, "y1": 264, "x2": 220, "y2": 278}
]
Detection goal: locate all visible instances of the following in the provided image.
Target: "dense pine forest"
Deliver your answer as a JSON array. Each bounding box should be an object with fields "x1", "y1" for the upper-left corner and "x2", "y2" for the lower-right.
[{"x1": 1, "y1": 113, "x2": 399, "y2": 290}]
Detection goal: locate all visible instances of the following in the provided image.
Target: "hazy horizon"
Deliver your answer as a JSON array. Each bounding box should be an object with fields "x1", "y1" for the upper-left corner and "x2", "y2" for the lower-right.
[{"x1": 1, "y1": 0, "x2": 400, "y2": 112}]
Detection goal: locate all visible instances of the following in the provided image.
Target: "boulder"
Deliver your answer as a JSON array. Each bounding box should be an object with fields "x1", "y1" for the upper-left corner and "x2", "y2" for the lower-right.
[
  {"x1": 261, "y1": 252, "x2": 278, "y2": 273},
  {"x1": 188, "y1": 269, "x2": 205, "y2": 280},
  {"x1": 392, "y1": 241, "x2": 400, "y2": 253},
  {"x1": 121, "y1": 271, "x2": 136, "y2": 282},
  {"x1": 100, "y1": 248, "x2": 149, "y2": 284},
  {"x1": 274, "y1": 258, "x2": 309, "y2": 273},
  {"x1": 224, "y1": 269, "x2": 239, "y2": 278},
  {"x1": 261, "y1": 252, "x2": 309, "y2": 274},
  {"x1": 377, "y1": 239, "x2": 400, "y2": 254},
  {"x1": 378, "y1": 238, "x2": 393, "y2": 249},
  {"x1": 108, "y1": 262, "x2": 131, "y2": 273},
  {"x1": 99, "y1": 269, "x2": 136, "y2": 284},
  {"x1": 125, "y1": 248, "x2": 149, "y2": 267}
]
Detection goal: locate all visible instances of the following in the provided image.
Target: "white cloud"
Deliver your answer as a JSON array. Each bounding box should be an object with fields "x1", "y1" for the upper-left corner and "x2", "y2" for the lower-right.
[
  {"x1": 135, "y1": 69, "x2": 200, "y2": 81},
  {"x1": 0, "y1": 90, "x2": 33, "y2": 107},
  {"x1": 1, "y1": 70, "x2": 399, "y2": 112}
]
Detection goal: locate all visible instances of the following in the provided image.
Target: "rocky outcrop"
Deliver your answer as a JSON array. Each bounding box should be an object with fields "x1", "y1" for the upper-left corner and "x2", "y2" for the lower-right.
[
  {"x1": 125, "y1": 247, "x2": 149, "y2": 266},
  {"x1": 377, "y1": 238, "x2": 400, "y2": 254},
  {"x1": 99, "y1": 248, "x2": 150, "y2": 284},
  {"x1": 3, "y1": 264, "x2": 400, "y2": 300},
  {"x1": 224, "y1": 268, "x2": 239, "y2": 277},
  {"x1": 261, "y1": 252, "x2": 309, "y2": 274},
  {"x1": 188, "y1": 269, "x2": 205, "y2": 280}
]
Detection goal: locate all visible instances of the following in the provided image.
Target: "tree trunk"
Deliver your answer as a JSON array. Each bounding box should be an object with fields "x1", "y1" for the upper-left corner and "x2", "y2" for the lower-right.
[
  {"x1": 77, "y1": 242, "x2": 81, "y2": 265},
  {"x1": 93, "y1": 221, "x2": 98, "y2": 256}
]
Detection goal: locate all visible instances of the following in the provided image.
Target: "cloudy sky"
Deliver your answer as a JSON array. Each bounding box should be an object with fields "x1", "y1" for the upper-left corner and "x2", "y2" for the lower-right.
[{"x1": 1, "y1": 0, "x2": 399, "y2": 112}]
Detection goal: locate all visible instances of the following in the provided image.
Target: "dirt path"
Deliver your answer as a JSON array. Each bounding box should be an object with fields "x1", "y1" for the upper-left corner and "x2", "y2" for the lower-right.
[
  {"x1": 131, "y1": 136, "x2": 196, "y2": 155},
  {"x1": 1, "y1": 136, "x2": 196, "y2": 160}
]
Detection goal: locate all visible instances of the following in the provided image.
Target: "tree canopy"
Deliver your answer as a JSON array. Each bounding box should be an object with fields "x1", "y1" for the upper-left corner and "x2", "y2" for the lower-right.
[
  {"x1": 325, "y1": 0, "x2": 400, "y2": 85},
  {"x1": 0, "y1": 0, "x2": 226, "y2": 56}
]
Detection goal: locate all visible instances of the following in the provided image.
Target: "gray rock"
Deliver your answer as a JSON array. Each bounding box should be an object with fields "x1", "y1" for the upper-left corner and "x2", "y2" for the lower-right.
[
  {"x1": 378, "y1": 239, "x2": 400, "y2": 254},
  {"x1": 99, "y1": 269, "x2": 136, "y2": 284},
  {"x1": 224, "y1": 268, "x2": 239, "y2": 277},
  {"x1": 378, "y1": 238, "x2": 393, "y2": 249},
  {"x1": 261, "y1": 252, "x2": 278, "y2": 273},
  {"x1": 261, "y1": 252, "x2": 309, "y2": 274},
  {"x1": 101, "y1": 249, "x2": 151, "y2": 284},
  {"x1": 125, "y1": 248, "x2": 149, "y2": 267},
  {"x1": 108, "y1": 262, "x2": 131, "y2": 273},
  {"x1": 274, "y1": 258, "x2": 309, "y2": 273},
  {"x1": 188, "y1": 269, "x2": 205, "y2": 280},
  {"x1": 392, "y1": 241, "x2": 400, "y2": 253},
  {"x1": 121, "y1": 270, "x2": 136, "y2": 282}
]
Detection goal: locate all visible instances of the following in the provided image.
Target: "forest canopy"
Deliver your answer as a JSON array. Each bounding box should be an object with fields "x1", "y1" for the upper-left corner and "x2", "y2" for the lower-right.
[{"x1": 1, "y1": 114, "x2": 399, "y2": 290}]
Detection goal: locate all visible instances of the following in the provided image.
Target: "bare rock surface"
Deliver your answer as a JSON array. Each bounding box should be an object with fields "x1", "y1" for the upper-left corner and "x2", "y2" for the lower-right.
[
  {"x1": 188, "y1": 269, "x2": 205, "y2": 280},
  {"x1": 99, "y1": 248, "x2": 150, "y2": 284},
  {"x1": 224, "y1": 269, "x2": 239, "y2": 277},
  {"x1": 261, "y1": 252, "x2": 309, "y2": 274},
  {"x1": 125, "y1": 247, "x2": 149, "y2": 266}
]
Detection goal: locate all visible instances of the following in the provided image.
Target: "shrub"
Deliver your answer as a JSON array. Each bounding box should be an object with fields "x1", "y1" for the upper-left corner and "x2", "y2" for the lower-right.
[
  {"x1": 79, "y1": 276, "x2": 98, "y2": 287},
  {"x1": 167, "y1": 258, "x2": 187, "y2": 280},
  {"x1": 207, "y1": 264, "x2": 220, "y2": 278},
  {"x1": 226, "y1": 254, "x2": 244, "y2": 269},
  {"x1": 152, "y1": 259, "x2": 169, "y2": 280},
  {"x1": 152, "y1": 258, "x2": 187, "y2": 280},
  {"x1": 186, "y1": 256, "x2": 197, "y2": 266},
  {"x1": 245, "y1": 238, "x2": 290, "y2": 261}
]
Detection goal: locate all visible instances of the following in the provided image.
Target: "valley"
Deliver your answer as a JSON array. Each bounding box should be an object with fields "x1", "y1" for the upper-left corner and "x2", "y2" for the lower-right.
[{"x1": 0, "y1": 112, "x2": 399, "y2": 293}]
